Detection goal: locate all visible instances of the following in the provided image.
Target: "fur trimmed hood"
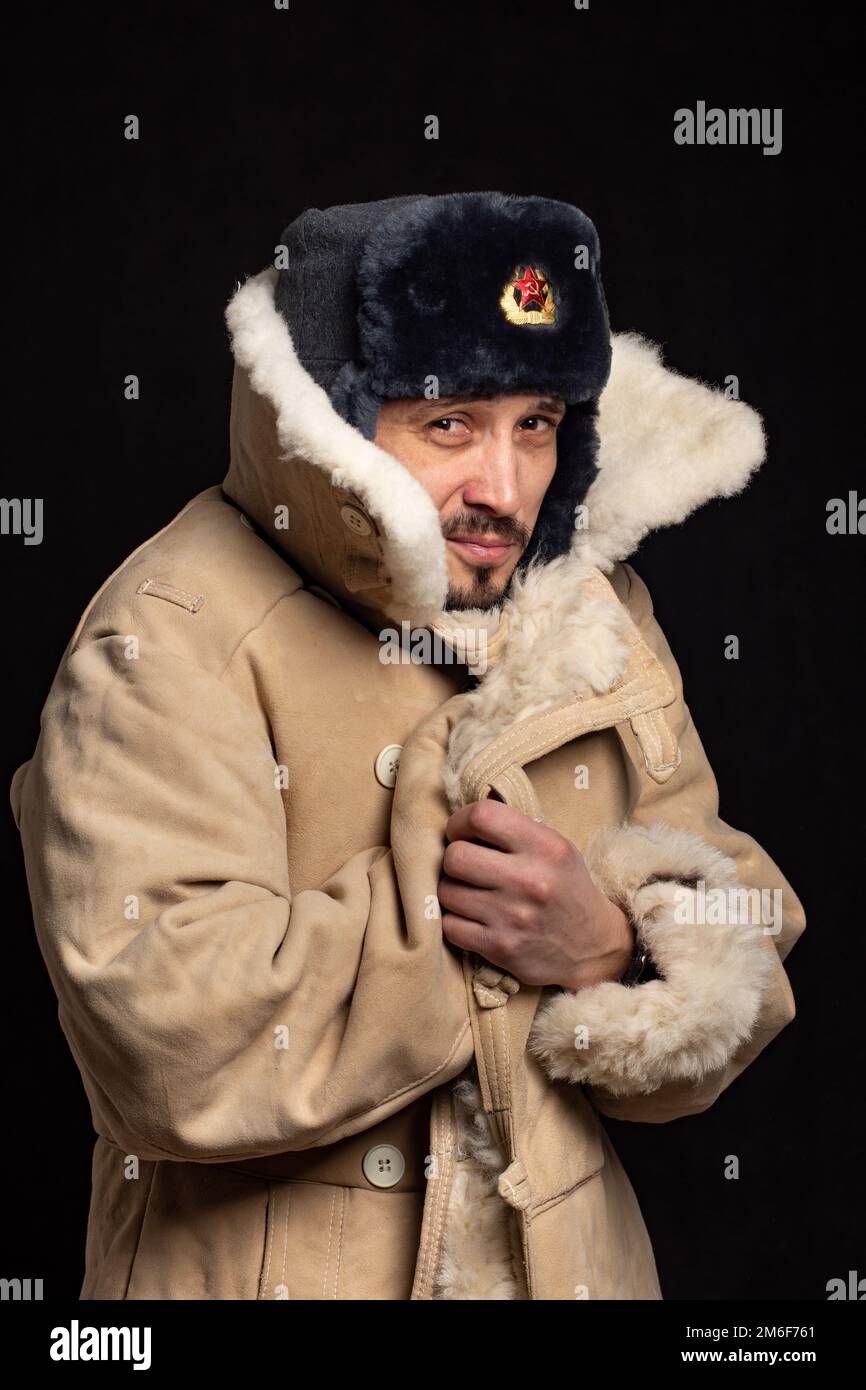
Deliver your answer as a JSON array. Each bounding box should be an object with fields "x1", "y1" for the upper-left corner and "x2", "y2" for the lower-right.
[{"x1": 223, "y1": 265, "x2": 766, "y2": 641}]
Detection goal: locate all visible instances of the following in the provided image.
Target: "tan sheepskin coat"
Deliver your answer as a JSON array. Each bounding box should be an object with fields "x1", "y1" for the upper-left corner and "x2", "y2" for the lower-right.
[{"x1": 9, "y1": 267, "x2": 805, "y2": 1299}]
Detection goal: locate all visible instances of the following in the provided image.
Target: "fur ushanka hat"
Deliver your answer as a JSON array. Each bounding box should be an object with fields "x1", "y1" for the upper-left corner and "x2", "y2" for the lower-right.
[{"x1": 274, "y1": 191, "x2": 611, "y2": 570}]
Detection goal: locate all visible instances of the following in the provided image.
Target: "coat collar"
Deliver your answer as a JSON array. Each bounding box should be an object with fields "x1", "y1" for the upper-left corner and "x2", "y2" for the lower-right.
[{"x1": 223, "y1": 266, "x2": 766, "y2": 802}]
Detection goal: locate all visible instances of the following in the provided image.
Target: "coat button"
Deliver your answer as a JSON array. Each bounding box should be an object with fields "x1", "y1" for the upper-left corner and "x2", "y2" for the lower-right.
[
  {"x1": 374, "y1": 744, "x2": 403, "y2": 788},
  {"x1": 362, "y1": 1143, "x2": 405, "y2": 1189},
  {"x1": 340, "y1": 504, "x2": 372, "y2": 537}
]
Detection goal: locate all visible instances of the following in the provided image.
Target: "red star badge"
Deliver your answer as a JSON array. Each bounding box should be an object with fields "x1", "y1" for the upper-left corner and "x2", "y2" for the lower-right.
[{"x1": 511, "y1": 264, "x2": 548, "y2": 312}]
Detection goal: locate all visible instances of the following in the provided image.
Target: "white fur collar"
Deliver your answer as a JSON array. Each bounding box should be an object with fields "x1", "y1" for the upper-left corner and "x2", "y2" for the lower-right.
[
  {"x1": 225, "y1": 266, "x2": 765, "y2": 622},
  {"x1": 581, "y1": 329, "x2": 766, "y2": 571}
]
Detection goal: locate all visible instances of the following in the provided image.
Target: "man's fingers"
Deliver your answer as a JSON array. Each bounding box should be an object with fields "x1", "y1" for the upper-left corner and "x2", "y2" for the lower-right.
[
  {"x1": 441, "y1": 912, "x2": 517, "y2": 979},
  {"x1": 440, "y1": 910, "x2": 489, "y2": 956},
  {"x1": 437, "y1": 874, "x2": 495, "y2": 927},
  {"x1": 442, "y1": 837, "x2": 508, "y2": 888},
  {"x1": 445, "y1": 798, "x2": 545, "y2": 853}
]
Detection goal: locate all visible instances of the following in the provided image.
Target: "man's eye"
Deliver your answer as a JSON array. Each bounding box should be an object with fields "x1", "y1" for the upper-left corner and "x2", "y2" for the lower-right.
[
  {"x1": 429, "y1": 417, "x2": 465, "y2": 432},
  {"x1": 520, "y1": 416, "x2": 557, "y2": 431}
]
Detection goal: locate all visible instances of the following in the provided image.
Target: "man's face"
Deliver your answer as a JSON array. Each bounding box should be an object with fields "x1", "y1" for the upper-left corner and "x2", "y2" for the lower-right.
[{"x1": 374, "y1": 392, "x2": 565, "y2": 610}]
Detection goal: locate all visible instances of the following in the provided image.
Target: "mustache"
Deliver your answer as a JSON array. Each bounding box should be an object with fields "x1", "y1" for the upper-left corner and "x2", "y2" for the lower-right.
[{"x1": 441, "y1": 510, "x2": 531, "y2": 548}]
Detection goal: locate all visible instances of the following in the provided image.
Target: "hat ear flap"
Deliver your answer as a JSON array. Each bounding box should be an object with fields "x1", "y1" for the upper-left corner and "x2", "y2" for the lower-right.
[
  {"x1": 517, "y1": 400, "x2": 601, "y2": 571},
  {"x1": 330, "y1": 361, "x2": 383, "y2": 441}
]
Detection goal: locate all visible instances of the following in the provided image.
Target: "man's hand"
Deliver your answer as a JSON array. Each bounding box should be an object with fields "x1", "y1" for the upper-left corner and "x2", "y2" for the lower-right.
[{"x1": 438, "y1": 798, "x2": 634, "y2": 990}]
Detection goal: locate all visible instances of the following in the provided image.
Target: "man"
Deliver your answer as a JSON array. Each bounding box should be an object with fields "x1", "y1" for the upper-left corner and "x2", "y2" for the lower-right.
[
  {"x1": 376, "y1": 384, "x2": 635, "y2": 995},
  {"x1": 10, "y1": 191, "x2": 805, "y2": 1300}
]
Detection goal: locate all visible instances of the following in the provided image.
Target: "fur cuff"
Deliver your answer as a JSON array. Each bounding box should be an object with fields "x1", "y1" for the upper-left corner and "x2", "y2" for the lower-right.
[{"x1": 527, "y1": 821, "x2": 775, "y2": 1097}]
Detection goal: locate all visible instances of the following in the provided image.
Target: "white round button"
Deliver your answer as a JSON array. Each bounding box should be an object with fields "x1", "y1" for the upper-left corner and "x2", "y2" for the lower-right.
[
  {"x1": 362, "y1": 1144, "x2": 405, "y2": 1189},
  {"x1": 340, "y1": 504, "x2": 372, "y2": 537},
  {"x1": 374, "y1": 744, "x2": 403, "y2": 789}
]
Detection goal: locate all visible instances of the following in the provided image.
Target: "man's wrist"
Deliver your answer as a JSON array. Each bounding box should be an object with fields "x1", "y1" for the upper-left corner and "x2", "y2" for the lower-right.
[
  {"x1": 605, "y1": 898, "x2": 635, "y2": 977},
  {"x1": 559, "y1": 897, "x2": 635, "y2": 990}
]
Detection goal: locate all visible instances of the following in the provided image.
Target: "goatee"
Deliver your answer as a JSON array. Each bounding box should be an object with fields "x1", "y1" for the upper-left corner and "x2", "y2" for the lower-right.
[{"x1": 444, "y1": 567, "x2": 514, "y2": 613}]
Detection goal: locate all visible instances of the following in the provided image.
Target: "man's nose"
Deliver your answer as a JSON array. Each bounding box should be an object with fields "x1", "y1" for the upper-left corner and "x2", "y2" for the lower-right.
[{"x1": 460, "y1": 436, "x2": 521, "y2": 516}]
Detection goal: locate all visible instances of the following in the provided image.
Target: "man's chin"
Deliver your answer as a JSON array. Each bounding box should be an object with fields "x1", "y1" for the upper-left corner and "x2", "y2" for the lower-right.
[{"x1": 444, "y1": 566, "x2": 513, "y2": 613}]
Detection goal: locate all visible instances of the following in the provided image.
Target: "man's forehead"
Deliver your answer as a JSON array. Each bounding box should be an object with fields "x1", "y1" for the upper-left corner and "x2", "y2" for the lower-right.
[{"x1": 401, "y1": 392, "x2": 566, "y2": 417}]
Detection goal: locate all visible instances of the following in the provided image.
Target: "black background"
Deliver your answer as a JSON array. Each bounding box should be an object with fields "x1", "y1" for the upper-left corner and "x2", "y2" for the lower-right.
[{"x1": 2, "y1": 0, "x2": 863, "y2": 1301}]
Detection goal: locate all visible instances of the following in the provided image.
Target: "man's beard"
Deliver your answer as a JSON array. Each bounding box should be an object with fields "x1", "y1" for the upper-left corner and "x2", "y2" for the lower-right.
[
  {"x1": 445, "y1": 566, "x2": 509, "y2": 612},
  {"x1": 442, "y1": 508, "x2": 530, "y2": 612}
]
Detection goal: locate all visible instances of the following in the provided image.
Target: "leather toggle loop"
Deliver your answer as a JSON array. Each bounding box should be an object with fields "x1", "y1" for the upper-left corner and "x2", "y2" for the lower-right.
[
  {"x1": 472, "y1": 962, "x2": 521, "y2": 1009},
  {"x1": 497, "y1": 1157, "x2": 532, "y2": 1210},
  {"x1": 629, "y1": 708, "x2": 681, "y2": 784}
]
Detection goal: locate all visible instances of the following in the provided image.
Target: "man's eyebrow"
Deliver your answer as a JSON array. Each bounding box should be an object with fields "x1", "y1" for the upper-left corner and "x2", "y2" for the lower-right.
[{"x1": 405, "y1": 394, "x2": 567, "y2": 418}]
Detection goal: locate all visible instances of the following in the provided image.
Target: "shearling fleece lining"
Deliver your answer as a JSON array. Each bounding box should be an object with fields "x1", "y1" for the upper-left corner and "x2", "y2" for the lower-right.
[
  {"x1": 431, "y1": 1069, "x2": 520, "y2": 1300},
  {"x1": 580, "y1": 331, "x2": 766, "y2": 573},
  {"x1": 441, "y1": 554, "x2": 634, "y2": 810},
  {"x1": 526, "y1": 820, "x2": 775, "y2": 1096}
]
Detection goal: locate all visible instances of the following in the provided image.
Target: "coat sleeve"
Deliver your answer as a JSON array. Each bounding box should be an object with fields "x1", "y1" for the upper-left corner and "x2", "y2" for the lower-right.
[
  {"x1": 11, "y1": 632, "x2": 472, "y2": 1163},
  {"x1": 527, "y1": 561, "x2": 806, "y2": 1123}
]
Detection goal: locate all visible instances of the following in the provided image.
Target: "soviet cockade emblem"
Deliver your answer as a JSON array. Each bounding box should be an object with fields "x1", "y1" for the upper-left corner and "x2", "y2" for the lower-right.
[{"x1": 499, "y1": 262, "x2": 557, "y2": 326}]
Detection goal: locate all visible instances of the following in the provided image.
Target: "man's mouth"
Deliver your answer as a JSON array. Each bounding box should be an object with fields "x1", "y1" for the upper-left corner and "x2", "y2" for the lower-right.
[{"x1": 446, "y1": 533, "x2": 515, "y2": 566}]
